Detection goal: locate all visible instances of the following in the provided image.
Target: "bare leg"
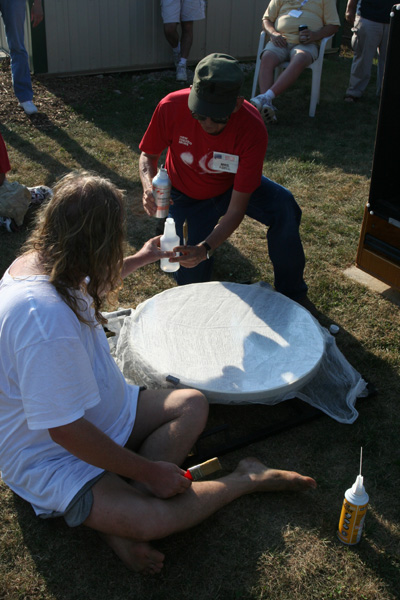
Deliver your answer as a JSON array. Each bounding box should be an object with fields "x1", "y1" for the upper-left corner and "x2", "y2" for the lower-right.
[
  {"x1": 84, "y1": 458, "x2": 316, "y2": 573},
  {"x1": 126, "y1": 387, "x2": 209, "y2": 465},
  {"x1": 163, "y1": 22, "x2": 179, "y2": 49},
  {"x1": 259, "y1": 51, "x2": 282, "y2": 93},
  {"x1": 180, "y1": 21, "x2": 194, "y2": 59},
  {"x1": 270, "y1": 51, "x2": 313, "y2": 97}
]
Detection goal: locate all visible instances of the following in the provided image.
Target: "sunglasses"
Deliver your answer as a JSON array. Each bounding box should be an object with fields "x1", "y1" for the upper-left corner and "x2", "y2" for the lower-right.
[{"x1": 191, "y1": 112, "x2": 231, "y2": 125}]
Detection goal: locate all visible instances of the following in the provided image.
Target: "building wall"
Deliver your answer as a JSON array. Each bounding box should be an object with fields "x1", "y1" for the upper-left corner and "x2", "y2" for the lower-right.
[{"x1": 43, "y1": 0, "x2": 267, "y2": 75}]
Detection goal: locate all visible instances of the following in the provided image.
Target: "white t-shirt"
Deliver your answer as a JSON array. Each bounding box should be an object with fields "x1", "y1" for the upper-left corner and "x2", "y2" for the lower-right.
[{"x1": 0, "y1": 268, "x2": 139, "y2": 516}]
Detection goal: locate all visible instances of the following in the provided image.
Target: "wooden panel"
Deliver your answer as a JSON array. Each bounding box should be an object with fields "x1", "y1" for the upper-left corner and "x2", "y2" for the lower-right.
[{"x1": 356, "y1": 206, "x2": 400, "y2": 291}]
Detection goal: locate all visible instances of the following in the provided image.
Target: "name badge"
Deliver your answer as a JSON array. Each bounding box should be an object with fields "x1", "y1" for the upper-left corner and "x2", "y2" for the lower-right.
[
  {"x1": 212, "y1": 152, "x2": 239, "y2": 173},
  {"x1": 288, "y1": 9, "x2": 302, "y2": 17}
]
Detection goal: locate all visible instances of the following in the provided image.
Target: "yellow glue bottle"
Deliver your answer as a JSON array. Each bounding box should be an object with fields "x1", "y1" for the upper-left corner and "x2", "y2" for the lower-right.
[{"x1": 337, "y1": 448, "x2": 369, "y2": 545}]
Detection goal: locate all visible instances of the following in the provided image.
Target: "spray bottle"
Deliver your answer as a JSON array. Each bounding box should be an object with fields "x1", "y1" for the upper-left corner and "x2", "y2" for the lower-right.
[
  {"x1": 337, "y1": 448, "x2": 369, "y2": 545},
  {"x1": 152, "y1": 166, "x2": 171, "y2": 218},
  {"x1": 160, "y1": 217, "x2": 180, "y2": 272}
]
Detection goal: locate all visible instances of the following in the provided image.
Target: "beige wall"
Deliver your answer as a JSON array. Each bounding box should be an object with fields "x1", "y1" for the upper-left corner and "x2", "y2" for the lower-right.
[{"x1": 43, "y1": 0, "x2": 268, "y2": 75}]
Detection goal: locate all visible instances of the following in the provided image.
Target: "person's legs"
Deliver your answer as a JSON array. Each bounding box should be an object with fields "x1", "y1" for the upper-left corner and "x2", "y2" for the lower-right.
[
  {"x1": 346, "y1": 16, "x2": 382, "y2": 99},
  {"x1": 269, "y1": 49, "x2": 314, "y2": 97},
  {"x1": 252, "y1": 44, "x2": 315, "y2": 123},
  {"x1": 180, "y1": 20, "x2": 194, "y2": 59},
  {"x1": 169, "y1": 188, "x2": 231, "y2": 285},
  {"x1": 84, "y1": 458, "x2": 316, "y2": 572},
  {"x1": 0, "y1": 0, "x2": 33, "y2": 102},
  {"x1": 125, "y1": 387, "x2": 209, "y2": 466},
  {"x1": 245, "y1": 176, "x2": 307, "y2": 300}
]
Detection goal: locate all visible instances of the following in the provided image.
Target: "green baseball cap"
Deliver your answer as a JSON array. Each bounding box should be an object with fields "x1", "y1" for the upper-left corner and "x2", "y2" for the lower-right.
[{"x1": 188, "y1": 53, "x2": 244, "y2": 119}]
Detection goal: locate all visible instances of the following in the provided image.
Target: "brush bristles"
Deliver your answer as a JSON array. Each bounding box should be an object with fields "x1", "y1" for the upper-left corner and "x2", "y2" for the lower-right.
[{"x1": 188, "y1": 458, "x2": 222, "y2": 481}]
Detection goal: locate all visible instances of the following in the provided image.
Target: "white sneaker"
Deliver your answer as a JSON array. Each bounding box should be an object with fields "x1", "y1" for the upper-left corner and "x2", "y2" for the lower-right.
[
  {"x1": 28, "y1": 185, "x2": 53, "y2": 206},
  {"x1": 250, "y1": 93, "x2": 268, "y2": 111},
  {"x1": 19, "y1": 100, "x2": 38, "y2": 115},
  {"x1": 0, "y1": 216, "x2": 14, "y2": 232},
  {"x1": 261, "y1": 102, "x2": 278, "y2": 124},
  {"x1": 176, "y1": 63, "x2": 187, "y2": 82},
  {"x1": 250, "y1": 94, "x2": 277, "y2": 124}
]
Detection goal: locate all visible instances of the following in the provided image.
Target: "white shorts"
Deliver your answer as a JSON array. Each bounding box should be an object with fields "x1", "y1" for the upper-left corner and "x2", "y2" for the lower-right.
[{"x1": 161, "y1": 0, "x2": 206, "y2": 24}]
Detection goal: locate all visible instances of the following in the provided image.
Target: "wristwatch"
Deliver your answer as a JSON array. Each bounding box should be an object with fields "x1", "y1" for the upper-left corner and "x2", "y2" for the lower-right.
[{"x1": 201, "y1": 241, "x2": 212, "y2": 259}]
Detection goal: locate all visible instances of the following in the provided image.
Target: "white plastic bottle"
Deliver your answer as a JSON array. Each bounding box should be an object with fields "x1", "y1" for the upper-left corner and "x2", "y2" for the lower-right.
[
  {"x1": 337, "y1": 450, "x2": 369, "y2": 545},
  {"x1": 152, "y1": 166, "x2": 171, "y2": 218},
  {"x1": 160, "y1": 217, "x2": 180, "y2": 272}
]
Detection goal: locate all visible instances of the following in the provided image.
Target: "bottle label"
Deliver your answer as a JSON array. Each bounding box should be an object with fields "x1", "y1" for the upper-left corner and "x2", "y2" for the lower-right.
[
  {"x1": 153, "y1": 186, "x2": 170, "y2": 219},
  {"x1": 337, "y1": 499, "x2": 368, "y2": 545}
]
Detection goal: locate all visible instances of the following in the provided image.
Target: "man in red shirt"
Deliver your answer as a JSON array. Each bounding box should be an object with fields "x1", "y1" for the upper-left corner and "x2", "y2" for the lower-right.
[{"x1": 139, "y1": 53, "x2": 308, "y2": 302}]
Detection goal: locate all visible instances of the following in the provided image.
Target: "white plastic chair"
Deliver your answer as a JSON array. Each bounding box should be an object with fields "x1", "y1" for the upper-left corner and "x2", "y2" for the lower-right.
[{"x1": 251, "y1": 31, "x2": 334, "y2": 117}]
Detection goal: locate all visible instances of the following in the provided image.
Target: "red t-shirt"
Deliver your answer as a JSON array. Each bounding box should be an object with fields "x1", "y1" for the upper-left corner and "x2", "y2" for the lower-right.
[
  {"x1": 0, "y1": 134, "x2": 11, "y2": 175},
  {"x1": 139, "y1": 90, "x2": 268, "y2": 200}
]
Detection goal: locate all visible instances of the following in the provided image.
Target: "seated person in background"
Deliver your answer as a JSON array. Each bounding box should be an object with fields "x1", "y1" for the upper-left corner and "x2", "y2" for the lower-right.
[
  {"x1": 250, "y1": 0, "x2": 340, "y2": 123},
  {"x1": 0, "y1": 170, "x2": 317, "y2": 574}
]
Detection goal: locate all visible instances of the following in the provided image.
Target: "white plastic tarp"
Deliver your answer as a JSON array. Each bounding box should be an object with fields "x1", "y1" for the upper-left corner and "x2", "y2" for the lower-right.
[{"x1": 105, "y1": 282, "x2": 367, "y2": 424}]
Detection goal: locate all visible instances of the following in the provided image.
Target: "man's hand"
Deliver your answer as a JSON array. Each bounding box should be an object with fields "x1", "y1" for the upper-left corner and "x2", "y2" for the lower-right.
[
  {"x1": 299, "y1": 28, "x2": 316, "y2": 44},
  {"x1": 144, "y1": 461, "x2": 191, "y2": 498},
  {"x1": 142, "y1": 187, "x2": 158, "y2": 216},
  {"x1": 31, "y1": 0, "x2": 44, "y2": 27},
  {"x1": 270, "y1": 31, "x2": 287, "y2": 47},
  {"x1": 170, "y1": 243, "x2": 207, "y2": 268}
]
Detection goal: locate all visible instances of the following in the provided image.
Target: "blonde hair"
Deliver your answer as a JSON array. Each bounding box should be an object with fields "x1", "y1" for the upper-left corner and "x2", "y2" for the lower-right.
[{"x1": 23, "y1": 171, "x2": 125, "y2": 325}]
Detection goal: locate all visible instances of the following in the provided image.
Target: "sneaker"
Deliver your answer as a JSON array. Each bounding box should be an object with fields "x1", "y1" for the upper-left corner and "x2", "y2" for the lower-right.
[
  {"x1": 28, "y1": 185, "x2": 53, "y2": 206},
  {"x1": 261, "y1": 102, "x2": 278, "y2": 124},
  {"x1": 250, "y1": 93, "x2": 277, "y2": 124},
  {"x1": 0, "y1": 216, "x2": 16, "y2": 232},
  {"x1": 250, "y1": 93, "x2": 268, "y2": 111},
  {"x1": 176, "y1": 63, "x2": 187, "y2": 82},
  {"x1": 19, "y1": 100, "x2": 38, "y2": 115}
]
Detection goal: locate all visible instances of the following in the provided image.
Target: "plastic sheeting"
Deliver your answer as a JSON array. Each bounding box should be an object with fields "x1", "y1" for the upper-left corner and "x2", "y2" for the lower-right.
[{"x1": 105, "y1": 282, "x2": 367, "y2": 424}]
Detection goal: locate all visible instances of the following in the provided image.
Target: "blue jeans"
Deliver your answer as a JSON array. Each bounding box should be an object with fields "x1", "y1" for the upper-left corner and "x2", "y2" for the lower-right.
[
  {"x1": 0, "y1": 0, "x2": 33, "y2": 102},
  {"x1": 169, "y1": 176, "x2": 307, "y2": 300}
]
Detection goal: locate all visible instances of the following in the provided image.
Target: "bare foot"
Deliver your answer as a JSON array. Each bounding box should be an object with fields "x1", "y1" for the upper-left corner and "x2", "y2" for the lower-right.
[
  {"x1": 236, "y1": 457, "x2": 317, "y2": 493},
  {"x1": 100, "y1": 533, "x2": 165, "y2": 574}
]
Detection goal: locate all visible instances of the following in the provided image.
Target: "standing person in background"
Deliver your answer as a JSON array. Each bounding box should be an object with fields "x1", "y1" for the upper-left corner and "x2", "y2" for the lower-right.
[
  {"x1": 344, "y1": 0, "x2": 393, "y2": 102},
  {"x1": 161, "y1": 0, "x2": 206, "y2": 82},
  {"x1": 0, "y1": 0, "x2": 43, "y2": 115}
]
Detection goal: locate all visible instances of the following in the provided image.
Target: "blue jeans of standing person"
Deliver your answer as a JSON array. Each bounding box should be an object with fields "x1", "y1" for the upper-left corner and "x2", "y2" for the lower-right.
[
  {"x1": 168, "y1": 176, "x2": 308, "y2": 300},
  {"x1": 0, "y1": 0, "x2": 33, "y2": 102}
]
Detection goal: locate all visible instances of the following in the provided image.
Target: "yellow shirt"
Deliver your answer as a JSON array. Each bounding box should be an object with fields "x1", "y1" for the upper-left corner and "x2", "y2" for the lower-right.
[{"x1": 264, "y1": 0, "x2": 340, "y2": 44}]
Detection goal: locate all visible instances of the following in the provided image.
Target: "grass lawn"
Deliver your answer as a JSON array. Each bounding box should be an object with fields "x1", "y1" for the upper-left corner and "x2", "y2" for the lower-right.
[{"x1": 1, "y1": 49, "x2": 400, "y2": 600}]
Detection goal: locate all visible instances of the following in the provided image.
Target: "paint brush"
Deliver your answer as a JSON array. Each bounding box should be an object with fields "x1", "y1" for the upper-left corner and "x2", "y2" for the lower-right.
[
  {"x1": 183, "y1": 219, "x2": 188, "y2": 246},
  {"x1": 184, "y1": 457, "x2": 222, "y2": 481}
]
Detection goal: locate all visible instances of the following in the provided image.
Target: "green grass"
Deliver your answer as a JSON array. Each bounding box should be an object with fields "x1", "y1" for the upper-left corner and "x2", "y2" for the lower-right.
[{"x1": 1, "y1": 51, "x2": 400, "y2": 600}]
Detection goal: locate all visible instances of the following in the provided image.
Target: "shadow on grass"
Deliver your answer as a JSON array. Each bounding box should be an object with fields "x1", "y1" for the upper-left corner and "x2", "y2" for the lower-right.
[{"x1": 31, "y1": 54, "x2": 380, "y2": 181}]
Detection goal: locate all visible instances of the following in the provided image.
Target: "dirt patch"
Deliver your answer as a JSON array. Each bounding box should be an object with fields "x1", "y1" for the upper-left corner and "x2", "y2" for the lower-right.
[{"x1": 0, "y1": 57, "x2": 123, "y2": 130}]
